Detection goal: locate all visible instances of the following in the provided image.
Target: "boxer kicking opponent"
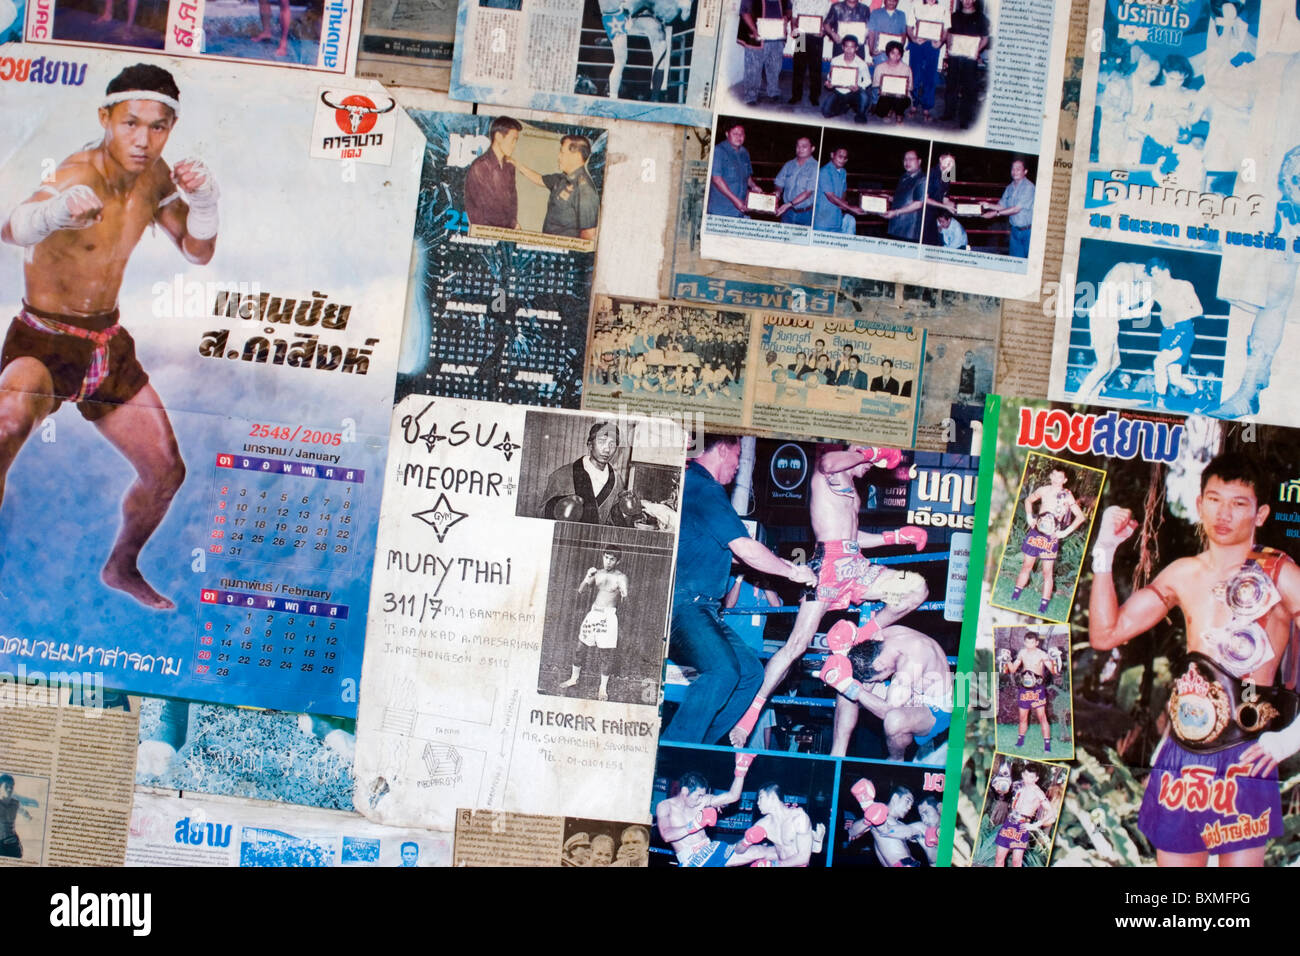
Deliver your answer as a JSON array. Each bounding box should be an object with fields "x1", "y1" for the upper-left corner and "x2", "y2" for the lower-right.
[
  {"x1": 1089, "y1": 453, "x2": 1300, "y2": 866},
  {"x1": 559, "y1": 545, "x2": 629, "y2": 700},
  {"x1": 729, "y1": 445, "x2": 929, "y2": 747},
  {"x1": 1004, "y1": 631, "x2": 1060, "y2": 752},
  {"x1": 1011, "y1": 465, "x2": 1085, "y2": 615},
  {"x1": 819, "y1": 623, "x2": 953, "y2": 760},
  {"x1": 655, "y1": 752, "x2": 777, "y2": 866},
  {"x1": 0, "y1": 64, "x2": 218, "y2": 610},
  {"x1": 992, "y1": 764, "x2": 1052, "y2": 867}
]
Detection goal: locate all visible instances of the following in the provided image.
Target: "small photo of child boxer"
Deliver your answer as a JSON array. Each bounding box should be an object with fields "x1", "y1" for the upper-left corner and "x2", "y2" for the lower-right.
[
  {"x1": 993, "y1": 625, "x2": 1074, "y2": 760},
  {"x1": 0, "y1": 771, "x2": 49, "y2": 866},
  {"x1": 991, "y1": 452, "x2": 1105, "y2": 623},
  {"x1": 537, "y1": 523, "x2": 675, "y2": 706},
  {"x1": 971, "y1": 755, "x2": 1068, "y2": 868}
]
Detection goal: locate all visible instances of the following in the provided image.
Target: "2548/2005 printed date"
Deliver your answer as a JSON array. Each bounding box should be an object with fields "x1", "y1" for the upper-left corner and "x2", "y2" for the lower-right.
[
  {"x1": 249, "y1": 423, "x2": 344, "y2": 445},
  {"x1": 383, "y1": 592, "x2": 443, "y2": 622}
]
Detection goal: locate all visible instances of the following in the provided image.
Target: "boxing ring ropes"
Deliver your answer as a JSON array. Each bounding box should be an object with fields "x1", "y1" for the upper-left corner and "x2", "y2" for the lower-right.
[
  {"x1": 577, "y1": 18, "x2": 693, "y2": 102},
  {"x1": 1064, "y1": 305, "x2": 1230, "y2": 402},
  {"x1": 664, "y1": 547, "x2": 957, "y2": 716}
]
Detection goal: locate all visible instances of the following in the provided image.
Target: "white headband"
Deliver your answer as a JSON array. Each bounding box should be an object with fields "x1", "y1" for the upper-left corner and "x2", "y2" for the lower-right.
[{"x1": 102, "y1": 90, "x2": 180, "y2": 116}]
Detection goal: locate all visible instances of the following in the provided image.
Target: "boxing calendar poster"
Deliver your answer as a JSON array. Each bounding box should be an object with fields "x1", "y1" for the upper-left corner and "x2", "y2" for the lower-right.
[
  {"x1": 447, "y1": 0, "x2": 723, "y2": 127},
  {"x1": 352, "y1": 398, "x2": 684, "y2": 829},
  {"x1": 0, "y1": 47, "x2": 422, "y2": 717},
  {"x1": 1049, "y1": 0, "x2": 1300, "y2": 425},
  {"x1": 396, "y1": 110, "x2": 606, "y2": 409},
  {"x1": 648, "y1": 440, "x2": 975, "y2": 866},
  {"x1": 949, "y1": 396, "x2": 1300, "y2": 867},
  {"x1": 22, "y1": 0, "x2": 363, "y2": 73},
  {"x1": 695, "y1": 0, "x2": 1071, "y2": 302}
]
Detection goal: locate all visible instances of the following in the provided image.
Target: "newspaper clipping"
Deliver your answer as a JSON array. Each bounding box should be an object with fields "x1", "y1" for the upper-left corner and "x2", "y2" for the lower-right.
[
  {"x1": 0, "y1": 696, "x2": 138, "y2": 867},
  {"x1": 356, "y1": 0, "x2": 457, "y2": 89},
  {"x1": 352, "y1": 398, "x2": 684, "y2": 829},
  {"x1": 22, "y1": 0, "x2": 363, "y2": 72},
  {"x1": 583, "y1": 294, "x2": 925, "y2": 447},
  {"x1": 448, "y1": 0, "x2": 725, "y2": 126},
  {"x1": 696, "y1": 0, "x2": 1069, "y2": 300},
  {"x1": 1049, "y1": 1, "x2": 1300, "y2": 425},
  {"x1": 128, "y1": 791, "x2": 452, "y2": 865},
  {"x1": 453, "y1": 807, "x2": 650, "y2": 865}
]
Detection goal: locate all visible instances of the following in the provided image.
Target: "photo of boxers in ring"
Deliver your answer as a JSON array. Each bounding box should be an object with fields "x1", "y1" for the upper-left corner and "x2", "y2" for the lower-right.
[
  {"x1": 993, "y1": 624, "x2": 1073, "y2": 760},
  {"x1": 659, "y1": 434, "x2": 969, "y2": 764},
  {"x1": 972, "y1": 754, "x2": 1066, "y2": 867},
  {"x1": 833, "y1": 762, "x2": 942, "y2": 867},
  {"x1": 990, "y1": 452, "x2": 1104, "y2": 623},
  {"x1": 649, "y1": 745, "x2": 832, "y2": 867}
]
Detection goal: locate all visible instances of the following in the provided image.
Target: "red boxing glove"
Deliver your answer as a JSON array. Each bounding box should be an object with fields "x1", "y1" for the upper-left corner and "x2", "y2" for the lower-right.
[
  {"x1": 863, "y1": 802, "x2": 889, "y2": 826},
  {"x1": 925, "y1": 826, "x2": 939, "y2": 848},
  {"x1": 688, "y1": 806, "x2": 718, "y2": 834},
  {"x1": 850, "y1": 778, "x2": 876, "y2": 809},
  {"x1": 883, "y1": 526, "x2": 927, "y2": 551},
  {"x1": 739, "y1": 824, "x2": 768, "y2": 850},
  {"x1": 735, "y1": 751, "x2": 757, "y2": 776},
  {"x1": 826, "y1": 620, "x2": 858, "y2": 654},
  {"x1": 859, "y1": 446, "x2": 902, "y2": 470},
  {"x1": 818, "y1": 654, "x2": 861, "y2": 699}
]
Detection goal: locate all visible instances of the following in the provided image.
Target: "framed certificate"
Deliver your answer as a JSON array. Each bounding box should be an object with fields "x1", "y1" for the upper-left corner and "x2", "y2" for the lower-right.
[
  {"x1": 839, "y1": 23, "x2": 865, "y2": 45},
  {"x1": 916, "y1": 19, "x2": 942, "y2": 41},
  {"x1": 874, "y1": 31, "x2": 904, "y2": 54},
  {"x1": 797, "y1": 14, "x2": 822, "y2": 34},
  {"x1": 955, "y1": 202, "x2": 983, "y2": 217},
  {"x1": 757, "y1": 17, "x2": 785, "y2": 40},
  {"x1": 829, "y1": 64, "x2": 859, "y2": 88},
  {"x1": 747, "y1": 191, "x2": 777, "y2": 213},
  {"x1": 860, "y1": 195, "x2": 888, "y2": 214},
  {"x1": 949, "y1": 32, "x2": 981, "y2": 58},
  {"x1": 880, "y1": 74, "x2": 907, "y2": 97}
]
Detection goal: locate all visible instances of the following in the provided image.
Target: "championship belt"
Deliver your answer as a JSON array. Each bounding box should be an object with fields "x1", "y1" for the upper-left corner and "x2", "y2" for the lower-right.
[
  {"x1": 1167, "y1": 652, "x2": 1285, "y2": 752},
  {"x1": 1215, "y1": 560, "x2": 1280, "y2": 620},
  {"x1": 1035, "y1": 513, "x2": 1058, "y2": 536},
  {"x1": 1020, "y1": 670, "x2": 1042, "y2": 689},
  {"x1": 1203, "y1": 622, "x2": 1273, "y2": 678}
]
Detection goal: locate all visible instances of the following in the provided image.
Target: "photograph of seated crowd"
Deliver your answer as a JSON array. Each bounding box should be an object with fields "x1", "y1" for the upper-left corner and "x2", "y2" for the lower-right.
[
  {"x1": 731, "y1": 0, "x2": 992, "y2": 131},
  {"x1": 587, "y1": 302, "x2": 748, "y2": 401},
  {"x1": 710, "y1": 114, "x2": 1034, "y2": 256}
]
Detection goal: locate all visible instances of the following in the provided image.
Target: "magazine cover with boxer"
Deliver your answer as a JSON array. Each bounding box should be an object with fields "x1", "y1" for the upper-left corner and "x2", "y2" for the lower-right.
[
  {"x1": 0, "y1": 46, "x2": 421, "y2": 717},
  {"x1": 950, "y1": 395, "x2": 1300, "y2": 867}
]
